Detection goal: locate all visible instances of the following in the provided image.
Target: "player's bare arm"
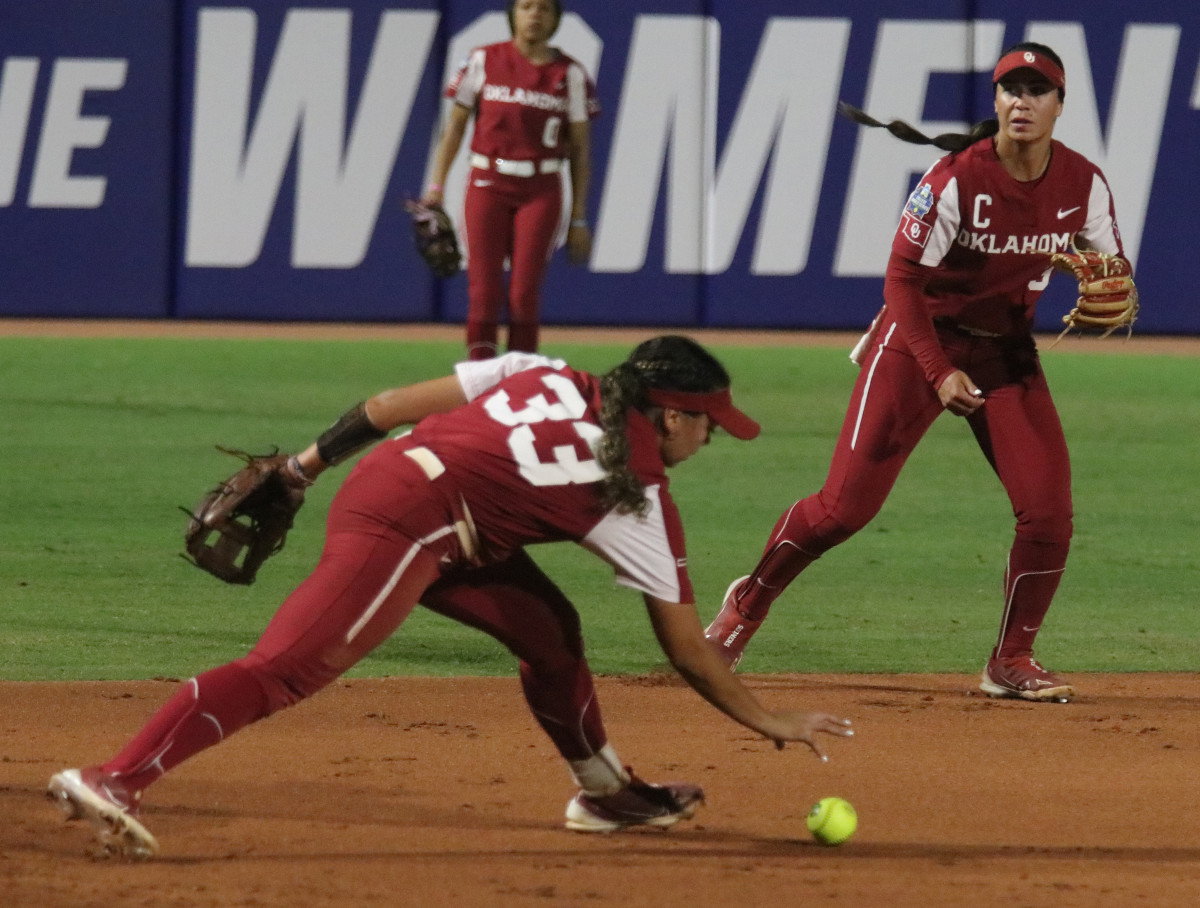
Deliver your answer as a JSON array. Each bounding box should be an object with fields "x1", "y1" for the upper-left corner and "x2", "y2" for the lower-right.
[
  {"x1": 291, "y1": 376, "x2": 468, "y2": 480},
  {"x1": 566, "y1": 119, "x2": 592, "y2": 264},
  {"x1": 643, "y1": 594, "x2": 853, "y2": 761},
  {"x1": 423, "y1": 104, "x2": 472, "y2": 205}
]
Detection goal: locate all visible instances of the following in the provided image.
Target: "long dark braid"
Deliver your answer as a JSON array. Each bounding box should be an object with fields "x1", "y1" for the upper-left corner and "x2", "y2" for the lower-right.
[
  {"x1": 596, "y1": 336, "x2": 732, "y2": 515},
  {"x1": 837, "y1": 101, "x2": 999, "y2": 153},
  {"x1": 839, "y1": 42, "x2": 1065, "y2": 153}
]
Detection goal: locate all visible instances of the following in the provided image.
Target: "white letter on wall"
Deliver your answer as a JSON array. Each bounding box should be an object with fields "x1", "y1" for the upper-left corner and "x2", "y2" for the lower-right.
[
  {"x1": 1025, "y1": 21, "x2": 1176, "y2": 266},
  {"x1": 29, "y1": 58, "x2": 127, "y2": 208},
  {"x1": 593, "y1": 15, "x2": 714, "y2": 273},
  {"x1": 0, "y1": 58, "x2": 39, "y2": 207},
  {"x1": 707, "y1": 18, "x2": 850, "y2": 275},
  {"x1": 594, "y1": 16, "x2": 849, "y2": 275},
  {"x1": 834, "y1": 20, "x2": 1006, "y2": 276},
  {"x1": 186, "y1": 8, "x2": 438, "y2": 268}
]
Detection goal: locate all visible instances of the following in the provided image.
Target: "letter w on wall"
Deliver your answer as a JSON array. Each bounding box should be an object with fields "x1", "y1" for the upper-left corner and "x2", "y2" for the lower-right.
[{"x1": 186, "y1": 8, "x2": 437, "y2": 268}]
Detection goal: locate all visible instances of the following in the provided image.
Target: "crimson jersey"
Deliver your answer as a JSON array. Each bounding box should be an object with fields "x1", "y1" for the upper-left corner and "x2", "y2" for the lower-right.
[
  {"x1": 447, "y1": 41, "x2": 599, "y2": 162},
  {"x1": 403, "y1": 353, "x2": 692, "y2": 604},
  {"x1": 891, "y1": 138, "x2": 1124, "y2": 335}
]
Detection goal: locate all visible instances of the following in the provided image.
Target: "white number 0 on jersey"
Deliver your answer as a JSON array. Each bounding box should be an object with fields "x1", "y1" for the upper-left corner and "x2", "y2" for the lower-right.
[{"x1": 483, "y1": 373, "x2": 606, "y2": 487}]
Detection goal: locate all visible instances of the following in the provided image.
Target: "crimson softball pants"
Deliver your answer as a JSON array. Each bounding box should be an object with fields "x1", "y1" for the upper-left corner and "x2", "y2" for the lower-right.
[
  {"x1": 463, "y1": 170, "x2": 562, "y2": 358},
  {"x1": 101, "y1": 452, "x2": 606, "y2": 793},
  {"x1": 739, "y1": 329, "x2": 1072, "y2": 658}
]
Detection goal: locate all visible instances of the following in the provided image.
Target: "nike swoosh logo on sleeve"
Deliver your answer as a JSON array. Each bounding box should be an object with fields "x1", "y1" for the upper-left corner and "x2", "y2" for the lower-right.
[{"x1": 1057, "y1": 206, "x2": 1081, "y2": 219}]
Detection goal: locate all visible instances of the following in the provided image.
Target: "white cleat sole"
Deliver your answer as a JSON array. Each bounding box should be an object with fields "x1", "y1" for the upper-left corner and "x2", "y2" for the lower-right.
[
  {"x1": 563, "y1": 792, "x2": 703, "y2": 833},
  {"x1": 979, "y1": 670, "x2": 1074, "y2": 703},
  {"x1": 47, "y1": 769, "x2": 159, "y2": 859}
]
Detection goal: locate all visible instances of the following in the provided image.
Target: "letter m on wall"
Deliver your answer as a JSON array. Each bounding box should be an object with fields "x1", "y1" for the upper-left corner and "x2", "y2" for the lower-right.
[{"x1": 593, "y1": 16, "x2": 849, "y2": 276}]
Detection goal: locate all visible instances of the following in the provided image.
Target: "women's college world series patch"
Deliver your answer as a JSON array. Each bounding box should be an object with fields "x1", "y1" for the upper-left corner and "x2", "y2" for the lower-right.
[
  {"x1": 899, "y1": 183, "x2": 935, "y2": 249},
  {"x1": 905, "y1": 183, "x2": 934, "y2": 217}
]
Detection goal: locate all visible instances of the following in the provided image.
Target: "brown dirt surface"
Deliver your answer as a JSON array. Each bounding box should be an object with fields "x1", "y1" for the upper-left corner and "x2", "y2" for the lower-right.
[{"x1": 6, "y1": 673, "x2": 1200, "y2": 908}]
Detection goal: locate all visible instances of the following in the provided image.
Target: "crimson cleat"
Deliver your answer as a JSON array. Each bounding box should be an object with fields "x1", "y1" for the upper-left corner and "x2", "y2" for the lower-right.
[
  {"x1": 47, "y1": 767, "x2": 158, "y2": 858},
  {"x1": 565, "y1": 773, "x2": 704, "y2": 833},
  {"x1": 980, "y1": 655, "x2": 1074, "y2": 703},
  {"x1": 704, "y1": 575, "x2": 761, "y2": 671}
]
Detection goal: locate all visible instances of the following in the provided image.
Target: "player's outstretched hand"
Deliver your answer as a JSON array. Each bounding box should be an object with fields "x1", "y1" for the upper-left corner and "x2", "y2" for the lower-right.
[{"x1": 764, "y1": 710, "x2": 854, "y2": 762}]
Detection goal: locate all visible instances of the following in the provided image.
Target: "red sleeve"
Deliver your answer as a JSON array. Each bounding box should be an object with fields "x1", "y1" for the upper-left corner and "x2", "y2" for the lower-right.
[
  {"x1": 445, "y1": 61, "x2": 468, "y2": 98},
  {"x1": 883, "y1": 252, "x2": 957, "y2": 390}
]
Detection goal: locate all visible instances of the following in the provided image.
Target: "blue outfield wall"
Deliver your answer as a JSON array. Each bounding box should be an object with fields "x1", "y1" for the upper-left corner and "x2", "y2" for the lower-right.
[
  {"x1": 0, "y1": 1, "x2": 176, "y2": 318},
  {"x1": 0, "y1": 1, "x2": 1196, "y2": 332}
]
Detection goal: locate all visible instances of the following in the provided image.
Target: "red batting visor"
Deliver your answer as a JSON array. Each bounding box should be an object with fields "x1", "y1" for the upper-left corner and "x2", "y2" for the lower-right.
[
  {"x1": 645, "y1": 387, "x2": 761, "y2": 440},
  {"x1": 992, "y1": 50, "x2": 1065, "y2": 90}
]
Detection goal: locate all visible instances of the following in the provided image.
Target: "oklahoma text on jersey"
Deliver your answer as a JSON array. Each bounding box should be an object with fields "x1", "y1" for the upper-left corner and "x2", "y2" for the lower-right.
[
  {"x1": 481, "y1": 84, "x2": 570, "y2": 113},
  {"x1": 955, "y1": 229, "x2": 1072, "y2": 255}
]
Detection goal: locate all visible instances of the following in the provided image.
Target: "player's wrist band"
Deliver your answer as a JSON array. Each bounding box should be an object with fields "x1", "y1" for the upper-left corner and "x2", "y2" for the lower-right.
[
  {"x1": 570, "y1": 218, "x2": 588, "y2": 228},
  {"x1": 427, "y1": 183, "x2": 443, "y2": 194},
  {"x1": 316, "y1": 401, "x2": 387, "y2": 466}
]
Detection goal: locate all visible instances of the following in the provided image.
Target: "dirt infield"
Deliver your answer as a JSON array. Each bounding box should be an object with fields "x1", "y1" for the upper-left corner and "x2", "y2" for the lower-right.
[{"x1": 6, "y1": 673, "x2": 1200, "y2": 907}]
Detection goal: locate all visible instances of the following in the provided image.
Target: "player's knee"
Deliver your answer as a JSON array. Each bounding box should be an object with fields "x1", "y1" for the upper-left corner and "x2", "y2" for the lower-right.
[
  {"x1": 799, "y1": 493, "x2": 881, "y2": 550},
  {"x1": 807, "y1": 511, "x2": 873, "y2": 550},
  {"x1": 516, "y1": 622, "x2": 585, "y2": 670},
  {"x1": 1017, "y1": 511, "x2": 1073, "y2": 545},
  {"x1": 519, "y1": 646, "x2": 586, "y2": 686}
]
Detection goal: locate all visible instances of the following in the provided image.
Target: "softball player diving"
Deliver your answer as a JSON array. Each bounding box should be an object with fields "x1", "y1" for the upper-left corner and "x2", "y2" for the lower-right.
[{"x1": 49, "y1": 337, "x2": 852, "y2": 857}]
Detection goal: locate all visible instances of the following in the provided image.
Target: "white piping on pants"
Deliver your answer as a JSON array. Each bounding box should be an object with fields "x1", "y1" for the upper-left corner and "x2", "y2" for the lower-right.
[
  {"x1": 344, "y1": 524, "x2": 458, "y2": 644},
  {"x1": 995, "y1": 554, "x2": 1065, "y2": 648},
  {"x1": 851, "y1": 322, "x2": 897, "y2": 451}
]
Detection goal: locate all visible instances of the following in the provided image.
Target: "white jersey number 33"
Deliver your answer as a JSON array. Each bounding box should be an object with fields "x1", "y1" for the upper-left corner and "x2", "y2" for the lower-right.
[{"x1": 484, "y1": 373, "x2": 606, "y2": 487}]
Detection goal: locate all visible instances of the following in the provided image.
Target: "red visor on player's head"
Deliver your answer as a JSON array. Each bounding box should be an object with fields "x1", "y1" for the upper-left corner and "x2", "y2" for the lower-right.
[
  {"x1": 644, "y1": 387, "x2": 761, "y2": 440},
  {"x1": 992, "y1": 50, "x2": 1065, "y2": 90}
]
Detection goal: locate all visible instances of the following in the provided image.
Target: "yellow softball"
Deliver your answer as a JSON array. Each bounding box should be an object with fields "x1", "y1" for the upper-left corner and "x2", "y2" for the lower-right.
[{"x1": 806, "y1": 796, "x2": 857, "y2": 846}]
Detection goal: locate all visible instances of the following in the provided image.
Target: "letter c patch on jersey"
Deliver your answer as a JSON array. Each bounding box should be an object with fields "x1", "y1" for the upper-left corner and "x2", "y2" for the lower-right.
[{"x1": 900, "y1": 212, "x2": 931, "y2": 249}]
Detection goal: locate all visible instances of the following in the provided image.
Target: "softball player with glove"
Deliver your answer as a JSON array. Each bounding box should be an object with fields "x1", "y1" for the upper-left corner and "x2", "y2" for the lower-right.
[
  {"x1": 423, "y1": 0, "x2": 599, "y2": 360},
  {"x1": 49, "y1": 336, "x2": 852, "y2": 857},
  {"x1": 707, "y1": 42, "x2": 1135, "y2": 702}
]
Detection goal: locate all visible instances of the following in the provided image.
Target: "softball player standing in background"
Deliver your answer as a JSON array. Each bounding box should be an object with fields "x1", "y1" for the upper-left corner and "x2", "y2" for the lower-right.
[
  {"x1": 49, "y1": 336, "x2": 852, "y2": 857},
  {"x1": 707, "y1": 43, "x2": 1131, "y2": 702},
  {"x1": 423, "y1": 0, "x2": 599, "y2": 360}
]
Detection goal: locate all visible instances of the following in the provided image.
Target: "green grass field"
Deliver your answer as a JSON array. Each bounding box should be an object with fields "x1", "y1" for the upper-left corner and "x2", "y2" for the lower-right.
[{"x1": 2, "y1": 334, "x2": 1197, "y2": 681}]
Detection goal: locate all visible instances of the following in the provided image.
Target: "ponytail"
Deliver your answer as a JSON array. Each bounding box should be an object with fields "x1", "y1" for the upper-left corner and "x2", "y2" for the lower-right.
[
  {"x1": 838, "y1": 101, "x2": 997, "y2": 154},
  {"x1": 838, "y1": 42, "x2": 1066, "y2": 153}
]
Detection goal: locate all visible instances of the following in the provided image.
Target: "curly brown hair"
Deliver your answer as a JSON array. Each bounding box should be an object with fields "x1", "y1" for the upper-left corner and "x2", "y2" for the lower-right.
[{"x1": 595, "y1": 336, "x2": 732, "y2": 515}]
